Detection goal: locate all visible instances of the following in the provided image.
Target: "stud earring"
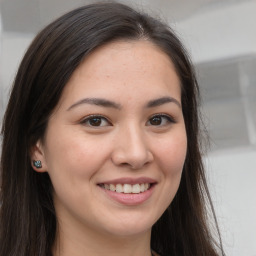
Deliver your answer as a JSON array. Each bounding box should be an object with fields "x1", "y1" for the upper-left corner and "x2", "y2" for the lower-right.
[{"x1": 33, "y1": 160, "x2": 42, "y2": 168}]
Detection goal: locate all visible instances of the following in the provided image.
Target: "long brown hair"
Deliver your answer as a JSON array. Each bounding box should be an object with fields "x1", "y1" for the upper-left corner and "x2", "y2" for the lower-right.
[{"x1": 0, "y1": 2, "x2": 224, "y2": 256}]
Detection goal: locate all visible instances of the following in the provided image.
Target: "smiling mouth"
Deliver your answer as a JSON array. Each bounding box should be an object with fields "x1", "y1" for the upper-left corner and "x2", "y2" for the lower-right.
[{"x1": 99, "y1": 183, "x2": 152, "y2": 194}]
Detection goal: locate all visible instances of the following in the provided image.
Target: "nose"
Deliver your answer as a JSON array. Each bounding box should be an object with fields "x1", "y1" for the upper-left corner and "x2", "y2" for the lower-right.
[{"x1": 111, "y1": 125, "x2": 154, "y2": 170}]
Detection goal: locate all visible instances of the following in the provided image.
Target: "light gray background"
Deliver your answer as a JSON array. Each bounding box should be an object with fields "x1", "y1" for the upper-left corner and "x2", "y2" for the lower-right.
[{"x1": 0, "y1": 0, "x2": 256, "y2": 255}]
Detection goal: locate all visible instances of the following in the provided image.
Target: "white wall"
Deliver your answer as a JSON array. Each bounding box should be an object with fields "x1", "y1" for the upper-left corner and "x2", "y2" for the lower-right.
[
  {"x1": 0, "y1": 32, "x2": 33, "y2": 90},
  {"x1": 175, "y1": 1, "x2": 256, "y2": 63},
  {"x1": 206, "y1": 149, "x2": 256, "y2": 256},
  {"x1": 0, "y1": 32, "x2": 33, "y2": 121}
]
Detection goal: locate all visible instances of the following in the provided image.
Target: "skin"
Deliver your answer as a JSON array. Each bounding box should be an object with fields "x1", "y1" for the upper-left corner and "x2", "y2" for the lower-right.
[{"x1": 32, "y1": 40, "x2": 187, "y2": 256}]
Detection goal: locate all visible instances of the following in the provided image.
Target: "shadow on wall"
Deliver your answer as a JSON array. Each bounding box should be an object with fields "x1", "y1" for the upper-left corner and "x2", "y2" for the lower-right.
[{"x1": 196, "y1": 55, "x2": 256, "y2": 152}]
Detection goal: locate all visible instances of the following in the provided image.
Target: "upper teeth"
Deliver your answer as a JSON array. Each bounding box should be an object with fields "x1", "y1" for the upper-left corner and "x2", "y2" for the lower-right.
[{"x1": 103, "y1": 183, "x2": 150, "y2": 194}]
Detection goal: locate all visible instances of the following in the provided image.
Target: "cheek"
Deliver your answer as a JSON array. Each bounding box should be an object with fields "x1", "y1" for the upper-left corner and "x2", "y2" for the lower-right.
[
  {"x1": 152, "y1": 132, "x2": 187, "y2": 216},
  {"x1": 158, "y1": 132, "x2": 187, "y2": 178},
  {"x1": 44, "y1": 132, "x2": 109, "y2": 180},
  {"x1": 44, "y1": 135, "x2": 110, "y2": 204}
]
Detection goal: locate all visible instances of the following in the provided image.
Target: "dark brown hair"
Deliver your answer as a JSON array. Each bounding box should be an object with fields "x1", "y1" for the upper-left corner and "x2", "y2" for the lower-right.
[{"x1": 0, "y1": 2, "x2": 224, "y2": 256}]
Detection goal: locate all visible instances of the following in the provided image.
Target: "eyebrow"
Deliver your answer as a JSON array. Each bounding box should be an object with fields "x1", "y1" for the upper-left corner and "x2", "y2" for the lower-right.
[
  {"x1": 67, "y1": 98, "x2": 122, "y2": 111},
  {"x1": 146, "y1": 96, "x2": 181, "y2": 108},
  {"x1": 67, "y1": 96, "x2": 181, "y2": 111}
]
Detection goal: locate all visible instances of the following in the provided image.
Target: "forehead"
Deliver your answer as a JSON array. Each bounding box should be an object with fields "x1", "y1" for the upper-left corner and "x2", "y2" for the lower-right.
[{"x1": 58, "y1": 40, "x2": 181, "y2": 108}]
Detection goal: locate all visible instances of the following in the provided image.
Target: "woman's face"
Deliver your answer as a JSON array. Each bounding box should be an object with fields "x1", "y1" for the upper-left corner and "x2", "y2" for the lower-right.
[{"x1": 34, "y1": 40, "x2": 187, "y2": 237}]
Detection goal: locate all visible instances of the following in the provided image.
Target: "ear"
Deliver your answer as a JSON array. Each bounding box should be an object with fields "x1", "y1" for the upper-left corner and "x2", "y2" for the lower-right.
[{"x1": 30, "y1": 141, "x2": 48, "y2": 173}]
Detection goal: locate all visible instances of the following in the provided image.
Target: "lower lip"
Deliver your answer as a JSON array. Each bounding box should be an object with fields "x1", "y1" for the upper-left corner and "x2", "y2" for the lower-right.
[{"x1": 99, "y1": 185, "x2": 155, "y2": 205}]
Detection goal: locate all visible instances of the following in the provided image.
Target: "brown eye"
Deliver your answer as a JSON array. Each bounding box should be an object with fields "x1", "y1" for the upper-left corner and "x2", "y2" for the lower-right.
[
  {"x1": 81, "y1": 115, "x2": 111, "y2": 127},
  {"x1": 147, "y1": 114, "x2": 175, "y2": 126},
  {"x1": 150, "y1": 116, "x2": 162, "y2": 125},
  {"x1": 88, "y1": 117, "x2": 102, "y2": 126}
]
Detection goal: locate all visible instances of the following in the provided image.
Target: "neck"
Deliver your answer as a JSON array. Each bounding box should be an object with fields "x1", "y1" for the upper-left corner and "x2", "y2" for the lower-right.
[{"x1": 53, "y1": 220, "x2": 152, "y2": 256}]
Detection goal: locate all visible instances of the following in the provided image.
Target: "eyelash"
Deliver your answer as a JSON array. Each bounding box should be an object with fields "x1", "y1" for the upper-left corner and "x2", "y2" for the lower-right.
[
  {"x1": 80, "y1": 115, "x2": 111, "y2": 127},
  {"x1": 147, "y1": 114, "x2": 176, "y2": 126},
  {"x1": 80, "y1": 113, "x2": 175, "y2": 127}
]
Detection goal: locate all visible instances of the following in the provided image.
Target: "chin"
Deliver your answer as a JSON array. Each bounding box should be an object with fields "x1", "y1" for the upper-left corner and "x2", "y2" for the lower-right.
[
  {"x1": 98, "y1": 214, "x2": 156, "y2": 237},
  {"x1": 105, "y1": 225, "x2": 151, "y2": 238}
]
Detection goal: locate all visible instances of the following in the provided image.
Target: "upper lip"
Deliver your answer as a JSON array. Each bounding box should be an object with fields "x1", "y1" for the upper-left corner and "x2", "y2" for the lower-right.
[{"x1": 98, "y1": 177, "x2": 157, "y2": 185}]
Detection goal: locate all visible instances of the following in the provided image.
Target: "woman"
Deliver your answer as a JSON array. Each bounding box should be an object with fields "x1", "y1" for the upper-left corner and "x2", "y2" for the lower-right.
[{"x1": 0, "y1": 2, "x2": 225, "y2": 256}]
